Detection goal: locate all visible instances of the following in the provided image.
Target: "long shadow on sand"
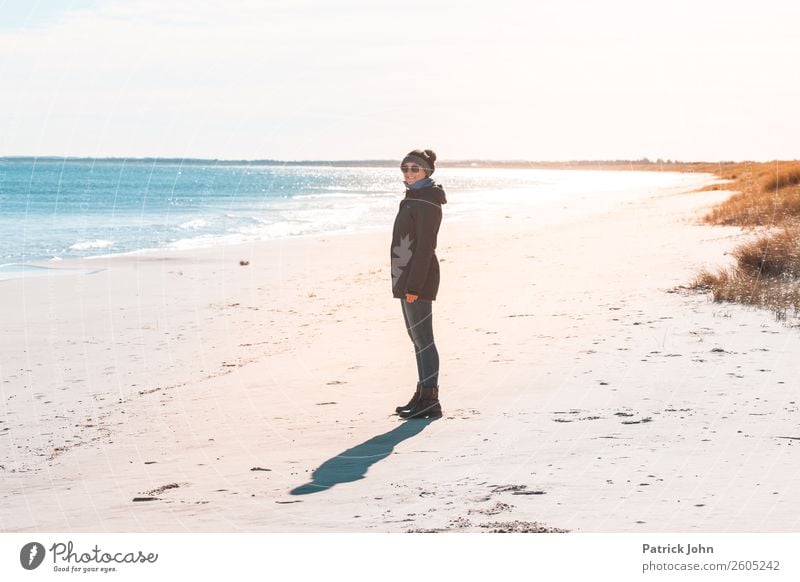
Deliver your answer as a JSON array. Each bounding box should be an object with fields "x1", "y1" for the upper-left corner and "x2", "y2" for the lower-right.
[{"x1": 290, "y1": 419, "x2": 436, "y2": 495}]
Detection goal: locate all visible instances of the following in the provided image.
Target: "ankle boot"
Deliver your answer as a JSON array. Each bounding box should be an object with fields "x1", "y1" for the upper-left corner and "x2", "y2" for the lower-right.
[
  {"x1": 395, "y1": 382, "x2": 421, "y2": 414},
  {"x1": 399, "y1": 385, "x2": 442, "y2": 419}
]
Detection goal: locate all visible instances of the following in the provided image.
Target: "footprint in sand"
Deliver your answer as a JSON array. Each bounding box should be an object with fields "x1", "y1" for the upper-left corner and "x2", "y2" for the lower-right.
[
  {"x1": 621, "y1": 417, "x2": 653, "y2": 425},
  {"x1": 468, "y1": 502, "x2": 514, "y2": 516},
  {"x1": 489, "y1": 484, "x2": 545, "y2": 496}
]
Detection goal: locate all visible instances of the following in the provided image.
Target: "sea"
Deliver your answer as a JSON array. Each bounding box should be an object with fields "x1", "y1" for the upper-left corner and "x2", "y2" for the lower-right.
[{"x1": 0, "y1": 158, "x2": 708, "y2": 279}]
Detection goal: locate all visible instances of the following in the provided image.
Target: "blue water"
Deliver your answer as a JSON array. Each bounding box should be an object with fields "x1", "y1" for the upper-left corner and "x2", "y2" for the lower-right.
[{"x1": 0, "y1": 158, "x2": 706, "y2": 277}]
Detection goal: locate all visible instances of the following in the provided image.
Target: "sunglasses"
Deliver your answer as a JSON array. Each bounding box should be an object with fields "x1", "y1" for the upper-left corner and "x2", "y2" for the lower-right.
[{"x1": 400, "y1": 165, "x2": 422, "y2": 174}]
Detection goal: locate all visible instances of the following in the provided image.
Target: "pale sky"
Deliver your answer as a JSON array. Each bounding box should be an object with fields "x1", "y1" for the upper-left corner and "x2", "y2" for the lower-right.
[{"x1": 1, "y1": 0, "x2": 798, "y2": 161}]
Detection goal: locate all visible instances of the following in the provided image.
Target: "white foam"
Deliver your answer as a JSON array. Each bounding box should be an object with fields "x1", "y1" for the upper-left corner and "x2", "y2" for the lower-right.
[
  {"x1": 69, "y1": 239, "x2": 115, "y2": 251},
  {"x1": 292, "y1": 192, "x2": 365, "y2": 200},
  {"x1": 178, "y1": 219, "x2": 208, "y2": 230}
]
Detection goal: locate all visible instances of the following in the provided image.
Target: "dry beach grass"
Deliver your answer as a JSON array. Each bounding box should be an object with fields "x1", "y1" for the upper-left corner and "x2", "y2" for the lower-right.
[{"x1": 688, "y1": 160, "x2": 800, "y2": 319}]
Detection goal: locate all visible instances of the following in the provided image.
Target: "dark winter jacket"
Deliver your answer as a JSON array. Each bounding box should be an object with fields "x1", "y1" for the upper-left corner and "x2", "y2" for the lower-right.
[{"x1": 390, "y1": 182, "x2": 447, "y2": 301}]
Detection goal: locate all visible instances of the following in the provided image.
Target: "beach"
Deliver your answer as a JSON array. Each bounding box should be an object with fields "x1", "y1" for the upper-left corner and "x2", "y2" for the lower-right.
[{"x1": 3, "y1": 172, "x2": 800, "y2": 533}]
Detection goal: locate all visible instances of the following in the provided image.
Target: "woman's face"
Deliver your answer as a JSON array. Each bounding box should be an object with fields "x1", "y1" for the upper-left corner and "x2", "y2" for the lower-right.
[{"x1": 401, "y1": 162, "x2": 427, "y2": 185}]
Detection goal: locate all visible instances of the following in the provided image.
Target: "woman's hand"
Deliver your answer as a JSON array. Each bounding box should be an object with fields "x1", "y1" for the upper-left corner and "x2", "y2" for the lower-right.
[{"x1": 405, "y1": 293, "x2": 419, "y2": 303}]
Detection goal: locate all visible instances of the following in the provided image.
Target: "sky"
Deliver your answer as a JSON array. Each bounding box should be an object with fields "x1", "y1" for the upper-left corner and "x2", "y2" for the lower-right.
[{"x1": 0, "y1": 0, "x2": 798, "y2": 161}]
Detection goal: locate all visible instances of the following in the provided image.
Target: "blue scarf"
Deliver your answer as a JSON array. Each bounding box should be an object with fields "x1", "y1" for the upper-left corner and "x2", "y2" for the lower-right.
[{"x1": 405, "y1": 177, "x2": 434, "y2": 190}]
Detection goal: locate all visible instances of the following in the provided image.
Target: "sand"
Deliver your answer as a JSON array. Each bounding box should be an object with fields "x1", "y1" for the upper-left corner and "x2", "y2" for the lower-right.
[{"x1": 3, "y1": 173, "x2": 800, "y2": 533}]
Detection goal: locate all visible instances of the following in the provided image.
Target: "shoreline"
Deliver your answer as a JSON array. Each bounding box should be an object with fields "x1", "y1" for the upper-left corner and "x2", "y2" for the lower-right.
[
  {"x1": 4, "y1": 173, "x2": 799, "y2": 532},
  {"x1": 4, "y1": 167, "x2": 703, "y2": 277},
  {"x1": 1, "y1": 166, "x2": 706, "y2": 271}
]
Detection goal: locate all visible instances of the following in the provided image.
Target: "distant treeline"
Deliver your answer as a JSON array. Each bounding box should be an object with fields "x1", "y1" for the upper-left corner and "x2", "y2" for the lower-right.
[{"x1": 0, "y1": 156, "x2": 739, "y2": 169}]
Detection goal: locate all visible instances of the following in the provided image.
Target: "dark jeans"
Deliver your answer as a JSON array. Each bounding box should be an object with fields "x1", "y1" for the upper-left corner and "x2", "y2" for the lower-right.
[{"x1": 400, "y1": 298, "x2": 440, "y2": 388}]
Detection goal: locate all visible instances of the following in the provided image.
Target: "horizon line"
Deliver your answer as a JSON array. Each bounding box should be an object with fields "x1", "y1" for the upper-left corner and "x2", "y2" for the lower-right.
[{"x1": 0, "y1": 155, "x2": 782, "y2": 166}]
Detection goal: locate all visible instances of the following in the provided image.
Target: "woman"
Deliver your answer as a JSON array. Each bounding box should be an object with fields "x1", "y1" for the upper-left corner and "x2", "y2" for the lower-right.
[{"x1": 390, "y1": 149, "x2": 447, "y2": 419}]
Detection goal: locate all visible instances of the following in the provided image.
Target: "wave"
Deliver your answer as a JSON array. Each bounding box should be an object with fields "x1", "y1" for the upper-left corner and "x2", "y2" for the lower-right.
[
  {"x1": 178, "y1": 219, "x2": 208, "y2": 230},
  {"x1": 69, "y1": 239, "x2": 115, "y2": 251},
  {"x1": 292, "y1": 192, "x2": 366, "y2": 200}
]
